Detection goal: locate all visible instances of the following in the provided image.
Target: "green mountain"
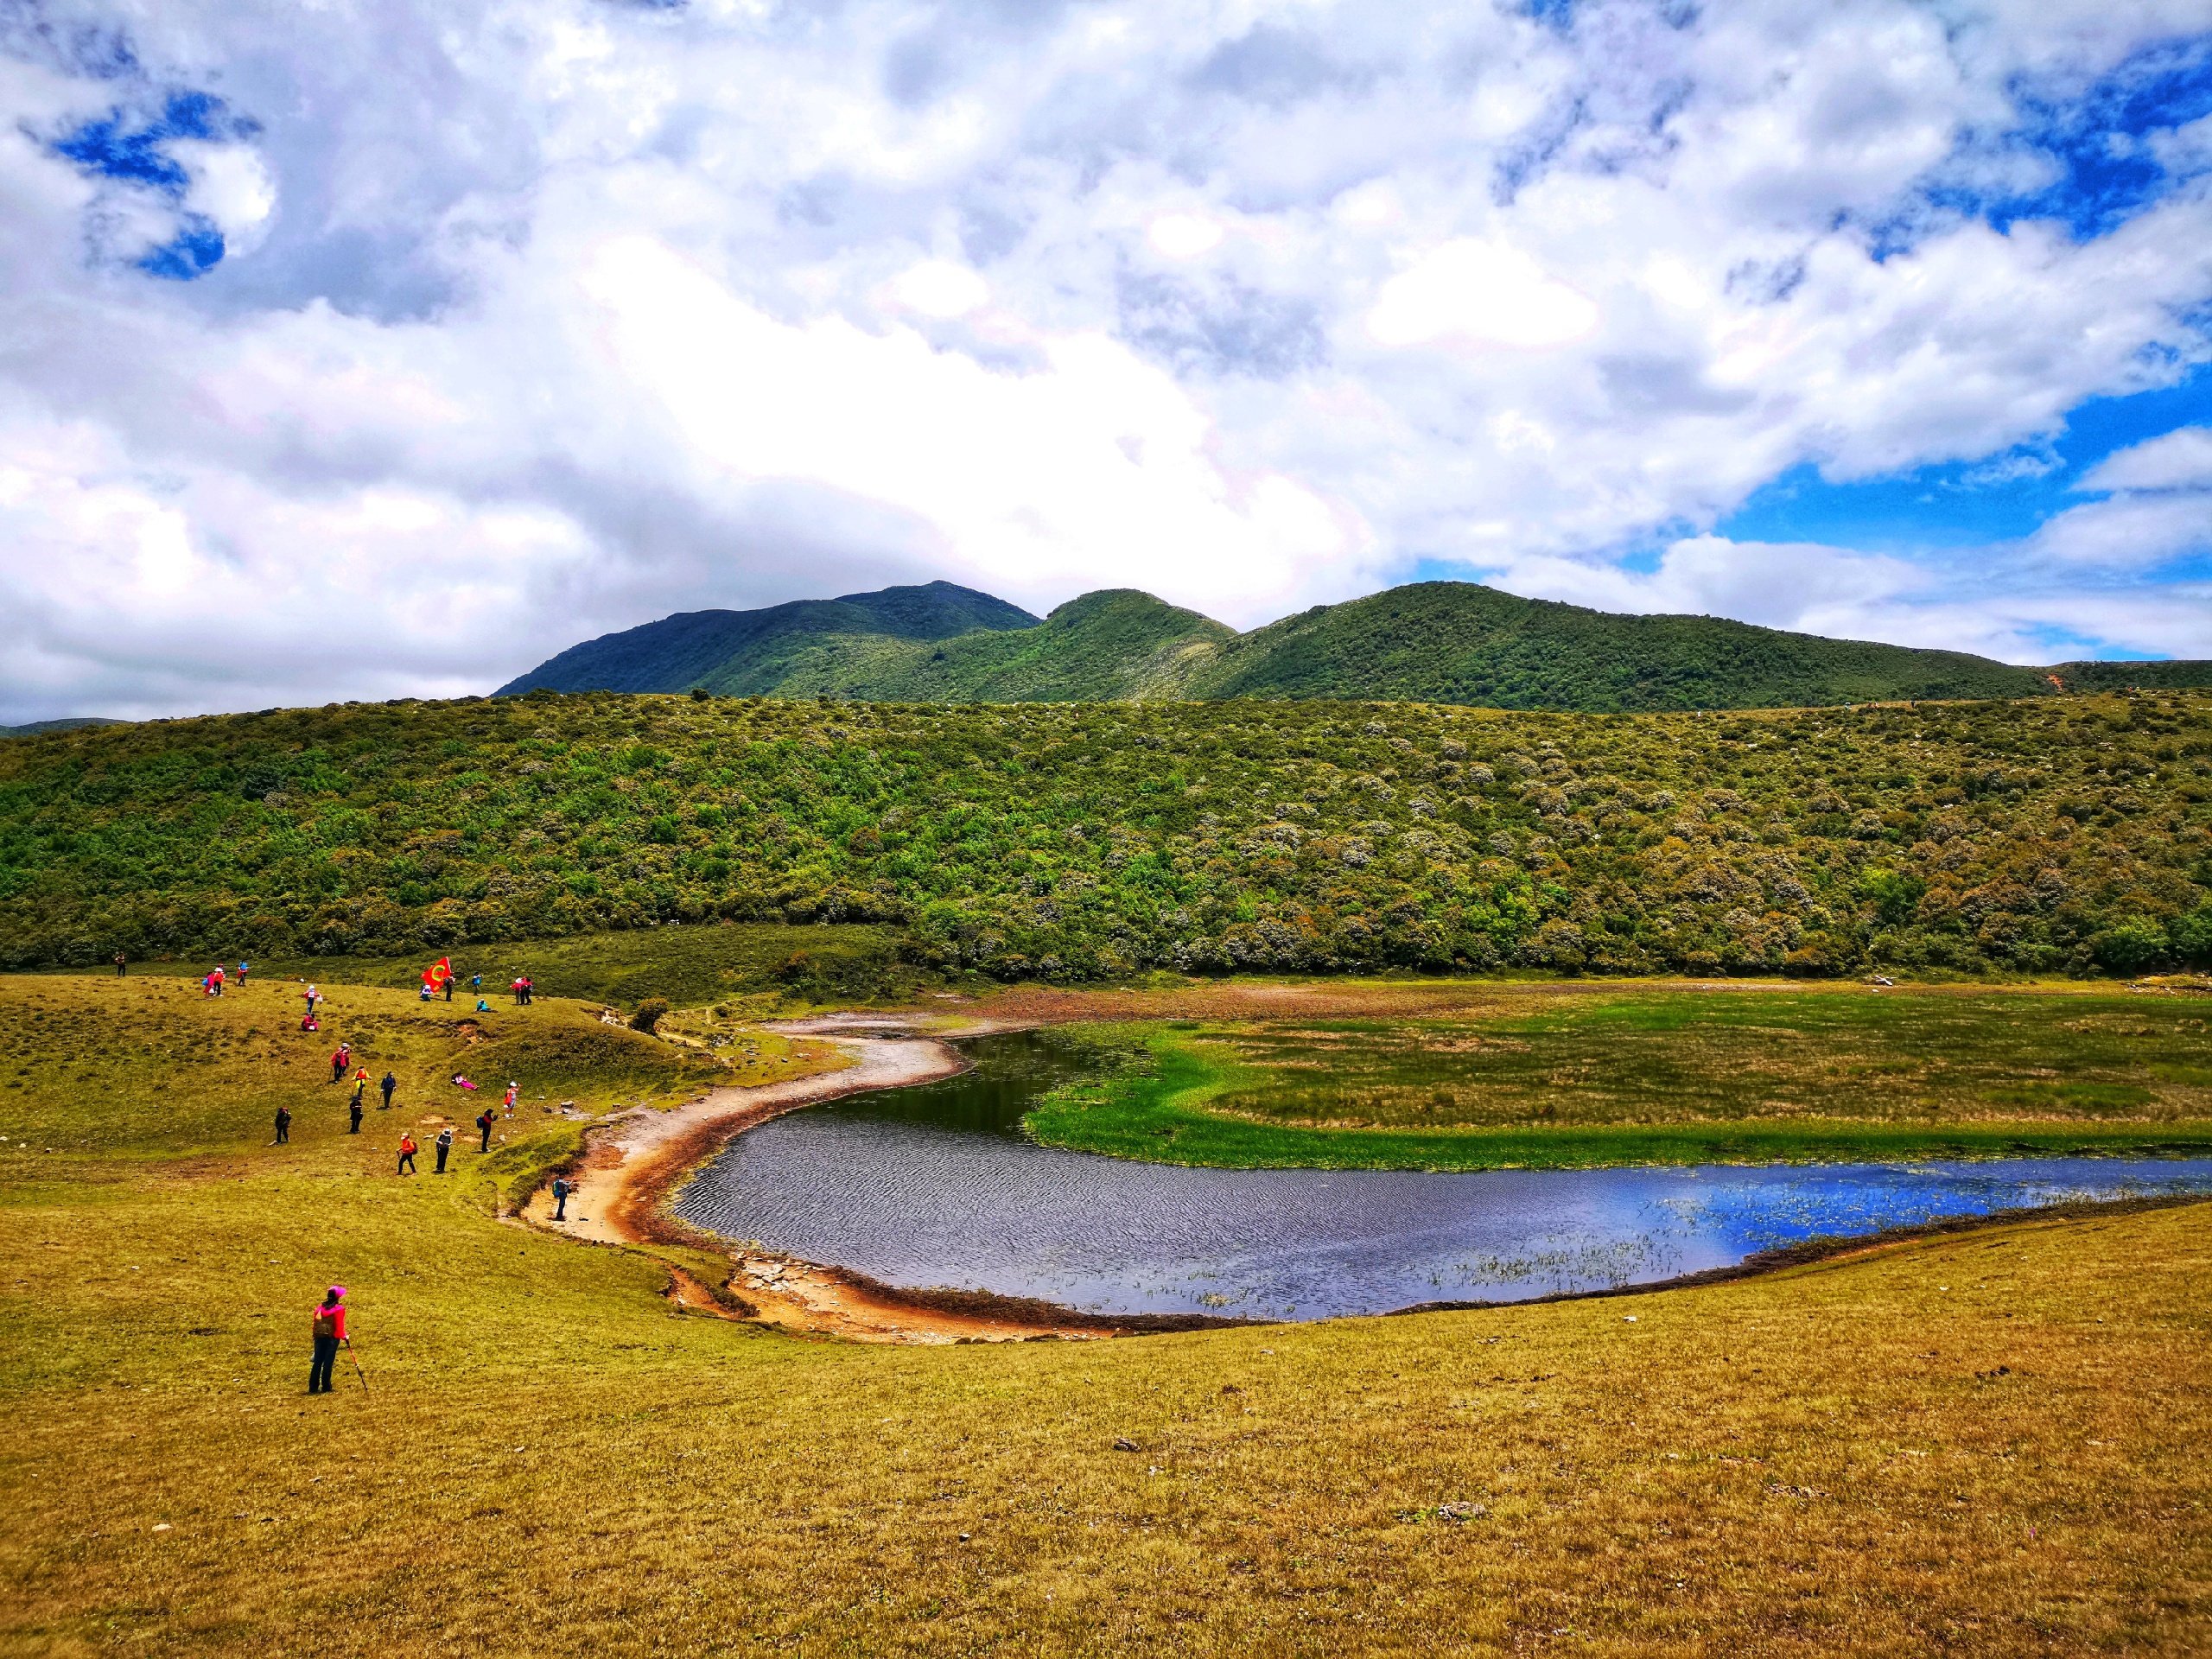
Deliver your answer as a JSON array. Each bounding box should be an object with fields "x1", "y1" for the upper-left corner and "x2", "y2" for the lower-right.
[
  {"x1": 500, "y1": 579, "x2": 2212, "y2": 712},
  {"x1": 496, "y1": 581, "x2": 1039, "y2": 697}
]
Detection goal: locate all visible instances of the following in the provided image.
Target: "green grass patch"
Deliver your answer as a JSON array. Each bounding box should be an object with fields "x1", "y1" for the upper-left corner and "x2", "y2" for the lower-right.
[{"x1": 1025, "y1": 992, "x2": 2212, "y2": 1169}]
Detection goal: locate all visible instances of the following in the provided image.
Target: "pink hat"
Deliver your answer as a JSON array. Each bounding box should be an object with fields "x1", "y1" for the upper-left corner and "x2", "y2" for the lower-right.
[{"x1": 326, "y1": 1285, "x2": 347, "y2": 1301}]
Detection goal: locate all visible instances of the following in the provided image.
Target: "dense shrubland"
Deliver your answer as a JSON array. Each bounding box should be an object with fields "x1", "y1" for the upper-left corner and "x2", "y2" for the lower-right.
[{"x1": 4, "y1": 687, "x2": 2212, "y2": 981}]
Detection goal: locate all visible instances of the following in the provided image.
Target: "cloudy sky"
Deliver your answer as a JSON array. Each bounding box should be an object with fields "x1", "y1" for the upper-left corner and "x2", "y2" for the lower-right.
[{"x1": 3, "y1": 0, "x2": 2210, "y2": 722}]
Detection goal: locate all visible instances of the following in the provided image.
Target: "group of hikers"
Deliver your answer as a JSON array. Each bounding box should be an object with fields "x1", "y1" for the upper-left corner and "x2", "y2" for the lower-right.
[
  {"x1": 175, "y1": 956, "x2": 575, "y2": 1395},
  {"x1": 196, "y1": 960, "x2": 248, "y2": 995}
]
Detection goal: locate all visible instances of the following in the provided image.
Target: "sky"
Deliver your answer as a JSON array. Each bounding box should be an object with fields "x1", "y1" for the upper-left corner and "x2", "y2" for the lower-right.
[{"x1": 2, "y1": 0, "x2": 2210, "y2": 723}]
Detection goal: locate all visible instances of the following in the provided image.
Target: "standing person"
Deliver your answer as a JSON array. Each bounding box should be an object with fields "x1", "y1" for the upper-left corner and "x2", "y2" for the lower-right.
[
  {"x1": 303, "y1": 983, "x2": 320, "y2": 1020},
  {"x1": 397, "y1": 1133, "x2": 417, "y2": 1176},
  {"x1": 443, "y1": 974, "x2": 454, "y2": 1003},
  {"x1": 511, "y1": 977, "x2": 524, "y2": 1005},
  {"x1": 273, "y1": 1104, "x2": 291, "y2": 1145},
  {"x1": 113, "y1": 951, "x2": 126, "y2": 978},
  {"x1": 523, "y1": 976, "x2": 534, "y2": 1006},
  {"x1": 210, "y1": 965, "x2": 225, "y2": 997},
  {"x1": 349, "y1": 1071, "x2": 368, "y2": 1115},
  {"x1": 308, "y1": 1286, "x2": 348, "y2": 1395},
  {"x1": 434, "y1": 1126, "x2": 454, "y2": 1174},
  {"x1": 501, "y1": 1081, "x2": 518, "y2": 1118},
  {"x1": 551, "y1": 1176, "x2": 570, "y2": 1221},
  {"x1": 475, "y1": 1109, "x2": 493, "y2": 1154},
  {"x1": 348, "y1": 1096, "x2": 364, "y2": 1135},
  {"x1": 328, "y1": 1046, "x2": 346, "y2": 1084},
  {"x1": 379, "y1": 1071, "x2": 397, "y2": 1110},
  {"x1": 471, "y1": 974, "x2": 481, "y2": 995},
  {"x1": 238, "y1": 959, "x2": 250, "y2": 987}
]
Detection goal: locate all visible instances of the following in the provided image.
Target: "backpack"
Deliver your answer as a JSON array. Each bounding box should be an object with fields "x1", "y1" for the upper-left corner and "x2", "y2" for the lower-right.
[{"x1": 312, "y1": 1308, "x2": 338, "y2": 1339}]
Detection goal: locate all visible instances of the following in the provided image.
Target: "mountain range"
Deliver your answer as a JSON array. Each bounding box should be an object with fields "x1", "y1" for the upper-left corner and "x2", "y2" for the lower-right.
[{"x1": 503, "y1": 578, "x2": 2212, "y2": 713}]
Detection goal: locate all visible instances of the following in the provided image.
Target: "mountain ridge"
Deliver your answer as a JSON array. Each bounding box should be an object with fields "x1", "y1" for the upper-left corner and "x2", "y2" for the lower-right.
[{"x1": 499, "y1": 577, "x2": 2212, "y2": 713}]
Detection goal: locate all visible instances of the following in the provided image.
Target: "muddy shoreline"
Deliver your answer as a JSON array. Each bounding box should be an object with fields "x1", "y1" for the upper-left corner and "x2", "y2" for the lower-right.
[{"x1": 525, "y1": 1014, "x2": 1255, "y2": 1344}]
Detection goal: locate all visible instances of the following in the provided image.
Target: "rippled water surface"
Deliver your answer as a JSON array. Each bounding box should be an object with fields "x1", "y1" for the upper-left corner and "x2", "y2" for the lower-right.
[{"x1": 675, "y1": 1033, "x2": 2212, "y2": 1320}]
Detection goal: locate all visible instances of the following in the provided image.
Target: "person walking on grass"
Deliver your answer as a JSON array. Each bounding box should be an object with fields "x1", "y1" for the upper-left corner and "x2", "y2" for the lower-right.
[
  {"x1": 348, "y1": 1096, "x2": 364, "y2": 1135},
  {"x1": 238, "y1": 959, "x2": 250, "y2": 988},
  {"x1": 379, "y1": 1071, "x2": 397, "y2": 1110},
  {"x1": 397, "y1": 1133, "x2": 417, "y2": 1176},
  {"x1": 435, "y1": 1126, "x2": 454, "y2": 1174},
  {"x1": 328, "y1": 1042, "x2": 352, "y2": 1084},
  {"x1": 274, "y1": 1104, "x2": 291, "y2": 1145},
  {"x1": 308, "y1": 1286, "x2": 348, "y2": 1395},
  {"x1": 476, "y1": 1109, "x2": 493, "y2": 1154},
  {"x1": 114, "y1": 951, "x2": 126, "y2": 978},
  {"x1": 552, "y1": 1176, "x2": 571, "y2": 1221}
]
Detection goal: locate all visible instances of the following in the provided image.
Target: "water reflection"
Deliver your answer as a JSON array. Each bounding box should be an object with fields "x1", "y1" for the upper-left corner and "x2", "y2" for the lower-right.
[{"x1": 675, "y1": 1033, "x2": 2212, "y2": 1321}]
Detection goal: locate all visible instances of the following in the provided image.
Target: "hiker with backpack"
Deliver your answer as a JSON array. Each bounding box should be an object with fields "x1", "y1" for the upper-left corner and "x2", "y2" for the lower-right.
[
  {"x1": 397, "y1": 1133, "x2": 417, "y2": 1175},
  {"x1": 274, "y1": 1104, "x2": 291, "y2": 1145},
  {"x1": 476, "y1": 1109, "x2": 493, "y2": 1154},
  {"x1": 435, "y1": 1126, "x2": 454, "y2": 1174},
  {"x1": 349, "y1": 1096, "x2": 364, "y2": 1135},
  {"x1": 308, "y1": 1287, "x2": 349, "y2": 1395},
  {"x1": 328, "y1": 1043, "x2": 352, "y2": 1084},
  {"x1": 379, "y1": 1071, "x2": 397, "y2": 1110},
  {"x1": 551, "y1": 1176, "x2": 571, "y2": 1221}
]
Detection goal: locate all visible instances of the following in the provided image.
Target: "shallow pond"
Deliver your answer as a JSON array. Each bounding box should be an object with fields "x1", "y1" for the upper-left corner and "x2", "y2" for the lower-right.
[{"x1": 674, "y1": 1032, "x2": 2212, "y2": 1320}]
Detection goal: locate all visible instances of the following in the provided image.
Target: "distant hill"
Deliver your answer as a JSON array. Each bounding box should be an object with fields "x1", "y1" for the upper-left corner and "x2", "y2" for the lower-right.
[
  {"x1": 497, "y1": 581, "x2": 1040, "y2": 697},
  {"x1": 499, "y1": 577, "x2": 2212, "y2": 712},
  {"x1": 0, "y1": 717, "x2": 126, "y2": 739}
]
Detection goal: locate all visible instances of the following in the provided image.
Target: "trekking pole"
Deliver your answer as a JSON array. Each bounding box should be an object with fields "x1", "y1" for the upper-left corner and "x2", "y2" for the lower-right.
[{"x1": 348, "y1": 1344, "x2": 369, "y2": 1395}]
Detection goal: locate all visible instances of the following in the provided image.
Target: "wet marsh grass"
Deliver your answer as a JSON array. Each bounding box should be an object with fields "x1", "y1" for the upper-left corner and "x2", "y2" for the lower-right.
[
  {"x1": 5, "y1": 973, "x2": 2212, "y2": 1654},
  {"x1": 1026, "y1": 989, "x2": 2212, "y2": 1169}
]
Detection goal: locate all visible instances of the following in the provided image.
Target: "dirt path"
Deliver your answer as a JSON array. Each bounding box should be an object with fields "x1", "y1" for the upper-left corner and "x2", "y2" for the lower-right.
[{"x1": 519, "y1": 1020, "x2": 1139, "y2": 1344}]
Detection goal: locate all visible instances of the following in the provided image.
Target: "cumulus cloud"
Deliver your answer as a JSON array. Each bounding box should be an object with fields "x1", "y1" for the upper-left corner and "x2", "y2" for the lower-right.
[{"x1": 1, "y1": 0, "x2": 2209, "y2": 721}]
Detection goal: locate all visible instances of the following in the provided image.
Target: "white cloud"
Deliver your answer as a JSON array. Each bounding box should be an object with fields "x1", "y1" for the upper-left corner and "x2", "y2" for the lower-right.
[
  {"x1": 1367, "y1": 240, "x2": 1599, "y2": 350},
  {"x1": 887, "y1": 259, "x2": 988, "y2": 318},
  {"x1": 2080, "y1": 426, "x2": 2212, "y2": 492},
  {"x1": 0, "y1": 0, "x2": 2209, "y2": 721},
  {"x1": 1147, "y1": 213, "x2": 1224, "y2": 259}
]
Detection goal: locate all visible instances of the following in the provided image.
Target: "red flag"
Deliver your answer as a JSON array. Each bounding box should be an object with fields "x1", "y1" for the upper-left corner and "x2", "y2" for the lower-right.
[{"x1": 423, "y1": 957, "x2": 452, "y2": 988}]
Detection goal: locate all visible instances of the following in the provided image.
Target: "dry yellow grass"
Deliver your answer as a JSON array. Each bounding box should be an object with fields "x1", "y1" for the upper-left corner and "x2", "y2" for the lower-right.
[{"x1": 3, "y1": 973, "x2": 2209, "y2": 1655}]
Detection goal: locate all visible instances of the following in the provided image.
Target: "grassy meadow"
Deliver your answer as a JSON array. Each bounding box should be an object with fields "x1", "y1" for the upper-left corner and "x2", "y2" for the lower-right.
[
  {"x1": 67, "y1": 920, "x2": 922, "y2": 1013},
  {"x1": 1026, "y1": 988, "x2": 2212, "y2": 1169},
  {"x1": 1, "y1": 968, "x2": 2210, "y2": 1650}
]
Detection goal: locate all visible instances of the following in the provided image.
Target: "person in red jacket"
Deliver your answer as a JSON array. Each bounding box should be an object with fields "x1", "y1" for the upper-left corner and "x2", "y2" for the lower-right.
[{"x1": 308, "y1": 1286, "x2": 349, "y2": 1394}]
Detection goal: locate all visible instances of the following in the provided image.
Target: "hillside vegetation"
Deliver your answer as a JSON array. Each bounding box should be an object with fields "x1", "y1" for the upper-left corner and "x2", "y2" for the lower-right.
[
  {"x1": 497, "y1": 577, "x2": 2212, "y2": 713},
  {"x1": 6, "y1": 687, "x2": 2212, "y2": 982}
]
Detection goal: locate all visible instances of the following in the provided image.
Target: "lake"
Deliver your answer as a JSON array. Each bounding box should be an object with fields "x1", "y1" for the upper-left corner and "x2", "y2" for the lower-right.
[{"x1": 673, "y1": 1032, "x2": 2212, "y2": 1320}]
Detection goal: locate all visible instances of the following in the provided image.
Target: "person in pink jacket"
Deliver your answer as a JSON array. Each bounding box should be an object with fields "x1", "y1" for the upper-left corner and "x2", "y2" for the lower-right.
[{"x1": 308, "y1": 1286, "x2": 349, "y2": 1394}]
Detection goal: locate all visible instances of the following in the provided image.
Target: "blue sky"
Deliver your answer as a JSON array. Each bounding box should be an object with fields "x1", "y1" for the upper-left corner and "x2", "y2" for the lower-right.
[{"x1": 2, "y1": 0, "x2": 2210, "y2": 721}]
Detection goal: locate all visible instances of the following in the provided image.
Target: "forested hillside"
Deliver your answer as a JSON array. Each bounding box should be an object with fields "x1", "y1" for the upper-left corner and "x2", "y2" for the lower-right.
[
  {"x1": 6, "y1": 688, "x2": 2212, "y2": 982},
  {"x1": 499, "y1": 577, "x2": 2212, "y2": 714},
  {"x1": 1187, "y1": 583, "x2": 2051, "y2": 708}
]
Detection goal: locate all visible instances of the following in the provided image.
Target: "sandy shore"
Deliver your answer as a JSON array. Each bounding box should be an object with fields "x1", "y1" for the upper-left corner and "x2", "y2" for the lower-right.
[{"x1": 519, "y1": 1015, "x2": 1163, "y2": 1344}]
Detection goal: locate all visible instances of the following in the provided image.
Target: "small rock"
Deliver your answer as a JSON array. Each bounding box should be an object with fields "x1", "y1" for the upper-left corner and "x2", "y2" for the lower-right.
[
  {"x1": 1113, "y1": 1437, "x2": 1139, "y2": 1452},
  {"x1": 152, "y1": 1522, "x2": 173, "y2": 1532},
  {"x1": 1436, "y1": 1502, "x2": 1487, "y2": 1522}
]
